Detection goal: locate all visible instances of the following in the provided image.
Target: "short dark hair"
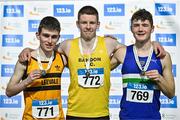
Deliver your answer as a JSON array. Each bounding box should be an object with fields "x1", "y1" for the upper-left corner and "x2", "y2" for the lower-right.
[
  {"x1": 78, "y1": 6, "x2": 99, "y2": 21},
  {"x1": 131, "y1": 9, "x2": 153, "y2": 27},
  {"x1": 38, "y1": 16, "x2": 61, "y2": 33}
]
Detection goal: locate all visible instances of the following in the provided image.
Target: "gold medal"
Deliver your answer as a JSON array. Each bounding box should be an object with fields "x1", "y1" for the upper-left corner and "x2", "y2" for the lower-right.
[{"x1": 86, "y1": 71, "x2": 90, "y2": 77}]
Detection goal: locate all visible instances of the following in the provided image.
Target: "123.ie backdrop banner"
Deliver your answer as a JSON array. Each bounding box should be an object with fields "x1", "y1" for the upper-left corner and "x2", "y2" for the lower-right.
[{"x1": 0, "y1": 0, "x2": 179, "y2": 120}]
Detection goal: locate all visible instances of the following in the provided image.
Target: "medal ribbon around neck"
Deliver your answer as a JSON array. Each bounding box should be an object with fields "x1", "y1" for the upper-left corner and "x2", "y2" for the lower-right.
[
  {"x1": 79, "y1": 37, "x2": 98, "y2": 72},
  {"x1": 133, "y1": 45, "x2": 153, "y2": 75},
  {"x1": 37, "y1": 48, "x2": 54, "y2": 72}
]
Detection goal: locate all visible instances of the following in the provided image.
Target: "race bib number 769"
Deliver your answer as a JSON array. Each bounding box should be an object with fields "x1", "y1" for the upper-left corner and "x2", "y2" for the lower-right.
[{"x1": 126, "y1": 83, "x2": 154, "y2": 103}]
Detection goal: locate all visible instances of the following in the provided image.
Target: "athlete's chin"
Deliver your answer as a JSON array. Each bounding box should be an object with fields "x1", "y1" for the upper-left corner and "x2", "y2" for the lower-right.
[
  {"x1": 85, "y1": 35, "x2": 96, "y2": 40},
  {"x1": 84, "y1": 33, "x2": 95, "y2": 38},
  {"x1": 135, "y1": 37, "x2": 146, "y2": 42},
  {"x1": 44, "y1": 47, "x2": 54, "y2": 52}
]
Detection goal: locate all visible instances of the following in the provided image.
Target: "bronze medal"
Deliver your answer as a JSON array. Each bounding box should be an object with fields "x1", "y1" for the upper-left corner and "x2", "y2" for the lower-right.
[
  {"x1": 140, "y1": 70, "x2": 145, "y2": 76},
  {"x1": 41, "y1": 70, "x2": 46, "y2": 76}
]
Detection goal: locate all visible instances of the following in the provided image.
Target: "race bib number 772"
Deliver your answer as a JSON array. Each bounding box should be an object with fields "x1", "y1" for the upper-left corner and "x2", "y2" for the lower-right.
[{"x1": 78, "y1": 68, "x2": 104, "y2": 88}]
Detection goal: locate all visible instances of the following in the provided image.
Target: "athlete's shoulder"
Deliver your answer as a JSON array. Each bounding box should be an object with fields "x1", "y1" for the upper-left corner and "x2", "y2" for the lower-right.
[{"x1": 104, "y1": 35, "x2": 117, "y2": 41}]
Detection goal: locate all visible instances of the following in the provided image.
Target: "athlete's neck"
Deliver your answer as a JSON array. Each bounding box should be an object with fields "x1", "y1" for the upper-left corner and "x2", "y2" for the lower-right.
[
  {"x1": 38, "y1": 47, "x2": 53, "y2": 60},
  {"x1": 135, "y1": 40, "x2": 152, "y2": 51},
  {"x1": 134, "y1": 41, "x2": 152, "y2": 57},
  {"x1": 80, "y1": 36, "x2": 97, "y2": 54}
]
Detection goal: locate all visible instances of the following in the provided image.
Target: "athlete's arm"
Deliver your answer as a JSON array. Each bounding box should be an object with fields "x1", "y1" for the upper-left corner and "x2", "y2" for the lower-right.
[
  {"x1": 6, "y1": 60, "x2": 41, "y2": 97},
  {"x1": 18, "y1": 39, "x2": 67, "y2": 62},
  {"x1": 18, "y1": 48, "x2": 33, "y2": 62},
  {"x1": 55, "y1": 39, "x2": 71, "y2": 57},
  {"x1": 145, "y1": 52, "x2": 175, "y2": 99},
  {"x1": 61, "y1": 54, "x2": 68, "y2": 67},
  {"x1": 110, "y1": 46, "x2": 126, "y2": 70}
]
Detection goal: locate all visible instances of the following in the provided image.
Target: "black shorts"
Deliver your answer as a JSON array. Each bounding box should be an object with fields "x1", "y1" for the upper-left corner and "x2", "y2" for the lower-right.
[{"x1": 66, "y1": 115, "x2": 110, "y2": 120}]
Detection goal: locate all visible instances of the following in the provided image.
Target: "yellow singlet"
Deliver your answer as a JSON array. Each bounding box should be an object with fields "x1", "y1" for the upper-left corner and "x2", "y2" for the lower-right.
[{"x1": 67, "y1": 36, "x2": 111, "y2": 117}]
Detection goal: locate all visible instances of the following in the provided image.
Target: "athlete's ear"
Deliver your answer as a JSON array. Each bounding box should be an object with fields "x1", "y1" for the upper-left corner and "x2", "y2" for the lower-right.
[
  {"x1": 76, "y1": 20, "x2": 80, "y2": 29},
  {"x1": 151, "y1": 25, "x2": 154, "y2": 33},
  {"x1": 130, "y1": 25, "x2": 133, "y2": 32},
  {"x1": 36, "y1": 32, "x2": 40, "y2": 40},
  {"x1": 97, "y1": 21, "x2": 100, "y2": 29}
]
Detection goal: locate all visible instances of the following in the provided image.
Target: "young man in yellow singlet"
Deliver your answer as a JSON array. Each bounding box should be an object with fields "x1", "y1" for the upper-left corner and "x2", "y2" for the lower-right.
[
  {"x1": 6, "y1": 16, "x2": 67, "y2": 120},
  {"x1": 18, "y1": 6, "x2": 165, "y2": 120}
]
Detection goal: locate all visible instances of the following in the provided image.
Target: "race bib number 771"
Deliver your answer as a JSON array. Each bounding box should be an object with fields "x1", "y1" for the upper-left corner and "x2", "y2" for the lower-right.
[{"x1": 32, "y1": 99, "x2": 59, "y2": 118}]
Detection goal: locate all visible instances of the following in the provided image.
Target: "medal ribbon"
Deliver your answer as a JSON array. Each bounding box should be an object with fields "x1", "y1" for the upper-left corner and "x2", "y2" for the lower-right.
[
  {"x1": 133, "y1": 45, "x2": 153, "y2": 73},
  {"x1": 37, "y1": 48, "x2": 54, "y2": 71},
  {"x1": 79, "y1": 37, "x2": 97, "y2": 71}
]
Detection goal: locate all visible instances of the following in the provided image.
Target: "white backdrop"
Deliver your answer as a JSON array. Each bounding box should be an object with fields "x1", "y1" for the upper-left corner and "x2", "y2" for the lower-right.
[{"x1": 0, "y1": 0, "x2": 179, "y2": 120}]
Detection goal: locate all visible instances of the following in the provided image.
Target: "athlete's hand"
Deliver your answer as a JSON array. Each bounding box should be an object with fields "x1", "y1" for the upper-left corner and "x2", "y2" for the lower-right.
[
  {"x1": 18, "y1": 48, "x2": 32, "y2": 62},
  {"x1": 145, "y1": 70, "x2": 162, "y2": 82},
  {"x1": 152, "y1": 41, "x2": 166, "y2": 58},
  {"x1": 26, "y1": 70, "x2": 42, "y2": 84}
]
